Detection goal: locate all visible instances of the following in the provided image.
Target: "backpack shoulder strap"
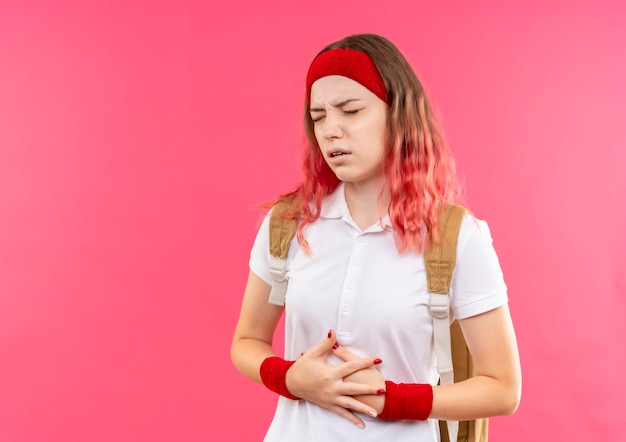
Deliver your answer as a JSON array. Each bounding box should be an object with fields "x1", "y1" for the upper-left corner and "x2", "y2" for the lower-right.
[
  {"x1": 267, "y1": 196, "x2": 299, "y2": 306},
  {"x1": 424, "y1": 204, "x2": 467, "y2": 294},
  {"x1": 425, "y1": 204, "x2": 468, "y2": 442}
]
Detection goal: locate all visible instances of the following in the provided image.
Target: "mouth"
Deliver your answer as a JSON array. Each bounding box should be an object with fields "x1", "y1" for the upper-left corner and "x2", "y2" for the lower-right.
[{"x1": 328, "y1": 149, "x2": 351, "y2": 158}]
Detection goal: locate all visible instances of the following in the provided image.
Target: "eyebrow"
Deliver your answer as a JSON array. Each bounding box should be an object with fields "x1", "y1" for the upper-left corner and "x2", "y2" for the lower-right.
[{"x1": 309, "y1": 98, "x2": 362, "y2": 113}]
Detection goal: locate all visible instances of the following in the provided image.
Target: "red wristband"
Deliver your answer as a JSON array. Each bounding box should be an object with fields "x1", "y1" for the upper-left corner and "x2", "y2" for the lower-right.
[
  {"x1": 259, "y1": 357, "x2": 300, "y2": 400},
  {"x1": 378, "y1": 380, "x2": 433, "y2": 421}
]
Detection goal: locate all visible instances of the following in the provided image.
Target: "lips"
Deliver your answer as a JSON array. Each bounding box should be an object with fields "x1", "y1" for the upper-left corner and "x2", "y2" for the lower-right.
[{"x1": 328, "y1": 148, "x2": 351, "y2": 158}]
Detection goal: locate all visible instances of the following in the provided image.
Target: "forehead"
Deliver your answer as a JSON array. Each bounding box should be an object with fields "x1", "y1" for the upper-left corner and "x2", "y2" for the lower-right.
[{"x1": 309, "y1": 75, "x2": 376, "y2": 106}]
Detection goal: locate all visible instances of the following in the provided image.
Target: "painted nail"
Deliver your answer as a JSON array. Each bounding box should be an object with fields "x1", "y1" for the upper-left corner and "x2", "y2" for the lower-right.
[
  {"x1": 328, "y1": 330, "x2": 332, "y2": 339},
  {"x1": 373, "y1": 358, "x2": 383, "y2": 365},
  {"x1": 332, "y1": 343, "x2": 339, "y2": 349},
  {"x1": 356, "y1": 422, "x2": 365, "y2": 429},
  {"x1": 377, "y1": 389, "x2": 386, "y2": 395},
  {"x1": 368, "y1": 411, "x2": 377, "y2": 418}
]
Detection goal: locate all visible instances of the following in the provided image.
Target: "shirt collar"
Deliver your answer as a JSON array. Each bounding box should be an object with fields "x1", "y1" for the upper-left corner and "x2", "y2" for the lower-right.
[
  {"x1": 319, "y1": 183, "x2": 349, "y2": 219},
  {"x1": 319, "y1": 182, "x2": 393, "y2": 230}
]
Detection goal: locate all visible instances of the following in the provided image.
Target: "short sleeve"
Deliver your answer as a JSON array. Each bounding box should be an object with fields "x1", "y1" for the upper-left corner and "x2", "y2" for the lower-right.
[
  {"x1": 249, "y1": 213, "x2": 273, "y2": 286},
  {"x1": 450, "y1": 215, "x2": 508, "y2": 320}
]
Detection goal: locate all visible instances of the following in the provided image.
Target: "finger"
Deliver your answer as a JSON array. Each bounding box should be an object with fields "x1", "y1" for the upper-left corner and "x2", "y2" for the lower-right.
[
  {"x1": 336, "y1": 395, "x2": 379, "y2": 419},
  {"x1": 341, "y1": 380, "x2": 387, "y2": 396},
  {"x1": 301, "y1": 329, "x2": 336, "y2": 358},
  {"x1": 333, "y1": 346, "x2": 383, "y2": 369},
  {"x1": 332, "y1": 343, "x2": 362, "y2": 362},
  {"x1": 337, "y1": 358, "x2": 382, "y2": 378},
  {"x1": 328, "y1": 404, "x2": 366, "y2": 428}
]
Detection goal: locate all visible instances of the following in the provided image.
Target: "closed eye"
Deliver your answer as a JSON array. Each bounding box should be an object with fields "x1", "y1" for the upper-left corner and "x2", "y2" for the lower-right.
[{"x1": 310, "y1": 107, "x2": 362, "y2": 123}]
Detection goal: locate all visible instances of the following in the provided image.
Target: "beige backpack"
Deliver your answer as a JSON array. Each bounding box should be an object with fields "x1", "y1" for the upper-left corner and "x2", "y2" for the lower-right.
[{"x1": 266, "y1": 197, "x2": 488, "y2": 442}]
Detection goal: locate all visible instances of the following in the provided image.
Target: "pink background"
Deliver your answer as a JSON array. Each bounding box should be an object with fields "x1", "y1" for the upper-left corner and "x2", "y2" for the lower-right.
[{"x1": 1, "y1": 1, "x2": 624, "y2": 440}]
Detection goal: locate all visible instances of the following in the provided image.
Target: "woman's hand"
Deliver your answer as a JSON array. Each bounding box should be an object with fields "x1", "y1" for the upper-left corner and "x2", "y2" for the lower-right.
[
  {"x1": 285, "y1": 330, "x2": 384, "y2": 428},
  {"x1": 333, "y1": 344, "x2": 387, "y2": 415}
]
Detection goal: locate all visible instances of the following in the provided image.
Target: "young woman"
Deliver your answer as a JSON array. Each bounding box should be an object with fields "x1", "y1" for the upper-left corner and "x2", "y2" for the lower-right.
[{"x1": 231, "y1": 33, "x2": 521, "y2": 441}]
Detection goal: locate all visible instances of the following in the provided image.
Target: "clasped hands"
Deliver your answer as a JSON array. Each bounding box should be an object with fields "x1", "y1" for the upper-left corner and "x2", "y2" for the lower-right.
[{"x1": 284, "y1": 329, "x2": 386, "y2": 429}]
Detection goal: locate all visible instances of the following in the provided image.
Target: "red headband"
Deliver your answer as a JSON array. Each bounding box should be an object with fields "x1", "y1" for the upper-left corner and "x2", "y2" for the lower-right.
[{"x1": 306, "y1": 48, "x2": 389, "y2": 105}]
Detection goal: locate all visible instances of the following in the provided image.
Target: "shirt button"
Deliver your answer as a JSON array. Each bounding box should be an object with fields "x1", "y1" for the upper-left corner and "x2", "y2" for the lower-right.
[
  {"x1": 346, "y1": 283, "x2": 353, "y2": 290},
  {"x1": 352, "y1": 258, "x2": 359, "y2": 266},
  {"x1": 358, "y1": 236, "x2": 365, "y2": 243},
  {"x1": 341, "y1": 304, "x2": 350, "y2": 313}
]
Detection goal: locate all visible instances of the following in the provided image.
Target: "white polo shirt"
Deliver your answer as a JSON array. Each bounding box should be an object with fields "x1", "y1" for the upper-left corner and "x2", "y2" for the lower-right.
[{"x1": 249, "y1": 183, "x2": 508, "y2": 442}]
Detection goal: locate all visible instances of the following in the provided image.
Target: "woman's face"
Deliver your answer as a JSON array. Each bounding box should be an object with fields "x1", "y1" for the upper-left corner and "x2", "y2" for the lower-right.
[{"x1": 309, "y1": 75, "x2": 387, "y2": 186}]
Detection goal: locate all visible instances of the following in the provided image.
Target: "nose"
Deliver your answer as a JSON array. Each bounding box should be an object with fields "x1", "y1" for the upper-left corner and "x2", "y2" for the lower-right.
[{"x1": 320, "y1": 114, "x2": 342, "y2": 140}]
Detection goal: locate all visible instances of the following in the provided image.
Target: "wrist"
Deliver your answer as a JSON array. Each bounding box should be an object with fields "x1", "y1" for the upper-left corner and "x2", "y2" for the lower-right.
[
  {"x1": 259, "y1": 356, "x2": 300, "y2": 400},
  {"x1": 378, "y1": 380, "x2": 433, "y2": 421}
]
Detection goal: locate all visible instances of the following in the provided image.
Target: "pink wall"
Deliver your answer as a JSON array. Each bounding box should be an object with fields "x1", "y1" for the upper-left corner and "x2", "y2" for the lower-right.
[{"x1": 1, "y1": 1, "x2": 624, "y2": 440}]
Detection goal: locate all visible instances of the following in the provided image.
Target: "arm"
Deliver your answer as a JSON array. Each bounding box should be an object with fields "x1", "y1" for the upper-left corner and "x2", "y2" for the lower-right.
[
  {"x1": 231, "y1": 271, "x2": 284, "y2": 383},
  {"x1": 230, "y1": 270, "x2": 384, "y2": 427},
  {"x1": 337, "y1": 304, "x2": 521, "y2": 420},
  {"x1": 431, "y1": 304, "x2": 521, "y2": 419}
]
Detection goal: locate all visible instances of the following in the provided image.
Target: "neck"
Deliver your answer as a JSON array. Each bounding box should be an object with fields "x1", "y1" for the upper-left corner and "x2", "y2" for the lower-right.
[{"x1": 344, "y1": 178, "x2": 390, "y2": 230}]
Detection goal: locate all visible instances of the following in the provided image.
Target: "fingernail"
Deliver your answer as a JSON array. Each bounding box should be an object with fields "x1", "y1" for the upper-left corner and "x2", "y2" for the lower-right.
[
  {"x1": 332, "y1": 343, "x2": 339, "y2": 349},
  {"x1": 356, "y1": 422, "x2": 365, "y2": 429},
  {"x1": 374, "y1": 358, "x2": 383, "y2": 365},
  {"x1": 327, "y1": 330, "x2": 332, "y2": 339},
  {"x1": 377, "y1": 389, "x2": 386, "y2": 395},
  {"x1": 368, "y1": 411, "x2": 377, "y2": 418}
]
